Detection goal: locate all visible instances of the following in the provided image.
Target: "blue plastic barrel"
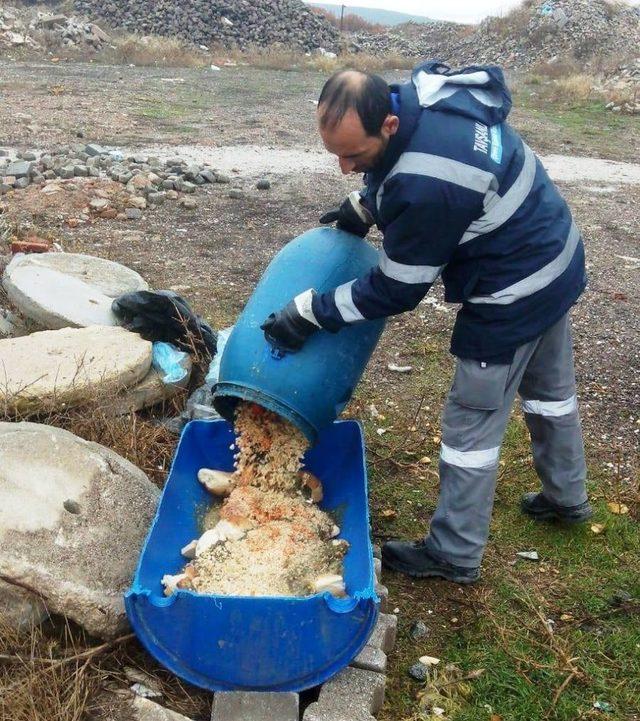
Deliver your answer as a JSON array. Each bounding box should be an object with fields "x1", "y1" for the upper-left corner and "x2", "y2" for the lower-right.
[
  {"x1": 125, "y1": 419, "x2": 379, "y2": 692},
  {"x1": 213, "y1": 227, "x2": 385, "y2": 442}
]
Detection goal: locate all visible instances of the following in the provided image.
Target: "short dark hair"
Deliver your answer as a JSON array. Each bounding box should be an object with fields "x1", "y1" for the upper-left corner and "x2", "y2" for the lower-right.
[{"x1": 318, "y1": 70, "x2": 391, "y2": 137}]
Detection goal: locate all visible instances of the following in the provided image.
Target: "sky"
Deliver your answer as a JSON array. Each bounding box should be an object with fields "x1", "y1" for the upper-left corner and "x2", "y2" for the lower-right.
[{"x1": 305, "y1": 0, "x2": 640, "y2": 24}]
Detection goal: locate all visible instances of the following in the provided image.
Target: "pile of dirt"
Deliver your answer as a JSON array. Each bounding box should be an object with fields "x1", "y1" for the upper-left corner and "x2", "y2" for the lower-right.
[
  {"x1": 72, "y1": 0, "x2": 340, "y2": 52},
  {"x1": 163, "y1": 403, "x2": 348, "y2": 598},
  {"x1": 350, "y1": 0, "x2": 640, "y2": 69}
]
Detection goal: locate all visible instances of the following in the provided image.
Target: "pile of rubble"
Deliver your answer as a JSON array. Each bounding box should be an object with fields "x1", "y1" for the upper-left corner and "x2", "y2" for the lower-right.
[
  {"x1": 347, "y1": 20, "x2": 465, "y2": 59},
  {"x1": 73, "y1": 0, "x2": 339, "y2": 52},
  {"x1": 0, "y1": 142, "x2": 252, "y2": 218},
  {"x1": 349, "y1": 0, "x2": 640, "y2": 70},
  {"x1": 600, "y1": 57, "x2": 640, "y2": 115},
  {"x1": 0, "y1": 5, "x2": 109, "y2": 51}
]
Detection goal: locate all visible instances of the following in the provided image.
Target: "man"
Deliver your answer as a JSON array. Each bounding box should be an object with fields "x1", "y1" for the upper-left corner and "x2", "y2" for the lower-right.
[{"x1": 261, "y1": 63, "x2": 592, "y2": 584}]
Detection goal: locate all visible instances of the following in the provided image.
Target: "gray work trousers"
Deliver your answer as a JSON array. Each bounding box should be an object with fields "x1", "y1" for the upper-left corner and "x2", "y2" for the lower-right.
[{"x1": 424, "y1": 312, "x2": 587, "y2": 568}]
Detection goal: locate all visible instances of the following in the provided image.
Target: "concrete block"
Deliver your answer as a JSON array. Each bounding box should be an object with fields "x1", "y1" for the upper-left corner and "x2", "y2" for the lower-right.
[
  {"x1": 212, "y1": 691, "x2": 299, "y2": 721},
  {"x1": 375, "y1": 582, "x2": 389, "y2": 612},
  {"x1": 368, "y1": 613, "x2": 398, "y2": 654},
  {"x1": 351, "y1": 645, "x2": 387, "y2": 673},
  {"x1": 316, "y1": 667, "x2": 385, "y2": 715},
  {"x1": 303, "y1": 702, "x2": 375, "y2": 721},
  {"x1": 373, "y1": 557, "x2": 382, "y2": 580}
]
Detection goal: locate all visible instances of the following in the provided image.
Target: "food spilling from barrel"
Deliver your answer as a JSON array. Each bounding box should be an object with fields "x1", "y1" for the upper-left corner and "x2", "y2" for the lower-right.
[{"x1": 161, "y1": 402, "x2": 348, "y2": 597}]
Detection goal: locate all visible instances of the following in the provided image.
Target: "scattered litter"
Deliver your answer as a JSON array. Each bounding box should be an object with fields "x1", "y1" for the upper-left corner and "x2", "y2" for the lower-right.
[
  {"x1": 516, "y1": 550, "x2": 539, "y2": 561},
  {"x1": 607, "y1": 502, "x2": 629, "y2": 515},
  {"x1": 388, "y1": 363, "x2": 413, "y2": 373},
  {"x1": 376, "y1": 427, "x2": 389, "y2": 436},
  {"x1": 419, "y1": 655, "x2": 441, "y2": 667},
  {"x1": 590, "y1": 523, "x2": 606, "y2": 534},
  {"x1": 151, "y1": 342, "x2": 190, "y2": 384},
  {"x1": 593, "y1": 700, "x2": 614, "y2": 713}
]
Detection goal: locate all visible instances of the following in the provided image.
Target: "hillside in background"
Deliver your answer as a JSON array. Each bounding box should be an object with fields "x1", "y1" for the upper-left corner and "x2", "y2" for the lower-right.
[{"x1": 307, "y1": 2, "x2": 433, "y2": 26}]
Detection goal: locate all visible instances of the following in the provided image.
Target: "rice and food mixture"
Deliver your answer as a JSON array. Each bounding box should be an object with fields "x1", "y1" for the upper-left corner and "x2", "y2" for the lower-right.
[{"x1": 162, "y1": 402, "x2": 348, "y2": 598}]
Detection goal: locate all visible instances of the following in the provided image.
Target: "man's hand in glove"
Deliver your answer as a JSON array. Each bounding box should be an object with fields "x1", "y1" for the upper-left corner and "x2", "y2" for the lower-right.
[
  {"x1": 261, "y1": 289, "x2": 321, "y2": 353},
  {"x1": 319, "y1": 190, "x2": 374, "y2": 238}
]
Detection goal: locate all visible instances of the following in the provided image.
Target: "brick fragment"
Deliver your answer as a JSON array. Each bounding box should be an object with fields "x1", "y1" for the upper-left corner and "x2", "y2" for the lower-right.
[{"x1": 211, "y1": 691, "x2": 299, "y2": 721}]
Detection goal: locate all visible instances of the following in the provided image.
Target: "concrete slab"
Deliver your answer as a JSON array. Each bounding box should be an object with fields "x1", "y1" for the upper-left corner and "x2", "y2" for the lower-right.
[
  {"x1": 2, "y1": 252, "x2": 149, "y2": 330},
  {"x1": 0, "y1": 326, "x2": 152, "y2": 414},
  {"x1": 212, "y1": 691, "x2": 299, "y2": 721}
]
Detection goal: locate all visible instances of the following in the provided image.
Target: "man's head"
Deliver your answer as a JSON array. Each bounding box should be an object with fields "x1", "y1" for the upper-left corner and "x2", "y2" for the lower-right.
[{"x1": 317, "y1": 70, "x2": 399, "y2": 175}]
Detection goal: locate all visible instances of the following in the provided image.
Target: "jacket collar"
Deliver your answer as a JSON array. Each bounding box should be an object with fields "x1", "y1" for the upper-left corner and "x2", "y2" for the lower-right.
[{"x1": 367, "y1": 80, "x2": 422, "y2": 185}]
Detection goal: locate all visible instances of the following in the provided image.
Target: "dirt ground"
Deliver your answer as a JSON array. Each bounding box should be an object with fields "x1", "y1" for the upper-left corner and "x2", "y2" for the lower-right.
[{"x1": 1, "y1": 60, "x2": 639, "y2": 721}]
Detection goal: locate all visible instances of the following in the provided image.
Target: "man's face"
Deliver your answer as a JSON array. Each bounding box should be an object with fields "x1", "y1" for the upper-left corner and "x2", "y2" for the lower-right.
[{"x1": 318, "y1": 107, "x2": 399, "y2": 175}]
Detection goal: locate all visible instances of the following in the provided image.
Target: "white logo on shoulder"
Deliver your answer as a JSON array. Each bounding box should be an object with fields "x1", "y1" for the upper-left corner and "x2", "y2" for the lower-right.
[{"x1": 473, "y1": 122, "x2": 489, "y2": 154}]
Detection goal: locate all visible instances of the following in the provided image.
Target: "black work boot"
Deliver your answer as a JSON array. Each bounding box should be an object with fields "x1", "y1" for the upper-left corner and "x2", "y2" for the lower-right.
[
  {"x1": 521, "y1": 492, "x2": 593, "y2": 523},
  {"x1": 381, "y1": 540, "x2": 480, "y2": 584}
]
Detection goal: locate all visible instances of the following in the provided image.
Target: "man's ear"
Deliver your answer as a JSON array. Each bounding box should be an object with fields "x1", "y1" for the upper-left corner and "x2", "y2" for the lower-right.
[{"x1": 382, "y1": 114, "x2": 400, "y2": 137}]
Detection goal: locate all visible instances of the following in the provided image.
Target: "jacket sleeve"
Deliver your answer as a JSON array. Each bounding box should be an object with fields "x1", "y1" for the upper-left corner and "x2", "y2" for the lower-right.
[{"x1": 311, "y1": 172, "x2": 484, "y2": 331}]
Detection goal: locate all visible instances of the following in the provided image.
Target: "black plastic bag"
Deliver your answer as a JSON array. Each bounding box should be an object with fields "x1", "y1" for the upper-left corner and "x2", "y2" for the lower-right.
[{"x1": 112, "y1": 290, "x2": 217, "y2": 358}]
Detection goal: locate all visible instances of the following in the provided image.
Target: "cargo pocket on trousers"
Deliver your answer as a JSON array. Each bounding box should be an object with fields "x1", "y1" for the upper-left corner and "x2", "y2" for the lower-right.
[{"x1": 450, "y1": 358, "x2": 511, "y2": 411}]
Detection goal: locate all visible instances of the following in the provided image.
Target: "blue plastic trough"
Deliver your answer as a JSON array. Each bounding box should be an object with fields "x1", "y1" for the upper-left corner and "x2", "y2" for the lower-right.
[{"x1": 125, "y1": 419, "x2": 379, "y2": 692}]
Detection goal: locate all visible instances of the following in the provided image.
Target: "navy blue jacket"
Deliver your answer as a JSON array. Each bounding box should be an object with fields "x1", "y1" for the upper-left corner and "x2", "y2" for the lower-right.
[{"x1": 311, "y1": 61, "x2": 587, "y2": 363}]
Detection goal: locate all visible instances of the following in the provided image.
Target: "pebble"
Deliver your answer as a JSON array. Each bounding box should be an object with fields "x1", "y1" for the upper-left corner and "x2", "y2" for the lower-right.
[
  {"x1": 228, "y1": 188, "x2": 244, "y2": 199},
  {"x1": 17, "y1": 151, "x2": 37, "y2": 161},
  {"x1": 179, "y1": 197, "x2": 197, "y2": 210},
  {"x1": 215, "y1": 173, "x2": 231, "y2": 184},
  {"x1": 256, "y1": 178, "x2": 271, "y2": 190},
  {"x1": 125, "y1": 208, "x2": 142, "y2": 220},
  {"x1": 147, "y1": 192, "x2": 166, "y2": 205}
]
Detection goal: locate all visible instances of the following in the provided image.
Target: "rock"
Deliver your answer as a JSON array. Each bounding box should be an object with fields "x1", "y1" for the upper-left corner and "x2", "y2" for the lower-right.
[
  {"x1": 179, "y1": 197, "x2": 197, "y2": 210},
  {"x1": 409, "y1": 619, "x2": 429, "y2": 641},
  {"x1": 0, "y1": 579, "x2": 49, "y2": 631},
  {"x1": 2, "y1": 252, "x2": 148, "y2": 330},
  {"x1": 166, "y1": 190, "x2": 179, "y2": 200},
  {"x1": 147, "y1": 192, "x2": 166, "y2": 205},
  {"x1": 14, "y1": 177, "x2": 29, "y2": 189},
  {"x1": 228, "y1": 189, "x2": 244, "y2": 199},
  {"x1": 408, "y1": 661, "x2": 429, "y2": 682},
  {"x1": 85, "y1": 143, "x2": 107, "y2": 157},
  {"x1": 58, "y1": 166, "x2": 76, "y2": 179},
  {"x1": 89, "y1": 197, "x2": 110, "y2": 212},
  {"x1": 0, "y1": 326, "x2": 152, "y2": 414},
  {"x1": 126, "y1": 207, "x2": 143, "y2": 220},
  {"x1": 128, "y1": 196, "x2": 147, "y2": 210},
  {"x1": 200, "y1": 169, "x2": 216, "y2": 184},
  {"x1": 180, "y1": 181, "x2": 196, "y2": 194},
  {"x1": 5, "y1": 161, "x2": 32, "y2": 179},
  {"x1": 0, "y1": 422, "x2": 159, "y2": 638},
  {"x1": 214, "y1": 173, "x2": 231, "y2": 184},
  {"x1": 0, "y1": 309, "x2": 27, "y2": 338},
  {"x1": 256, "y1": 178, "x2": 271, "y2": 190},
  {"x1": 74, "y1": 164, "x2": 89, "y2": 177},
  {"x1": 17, "y1": 151, "x2": 37, "y2": 161},
  {"x1": 131, "y1": 695, "x2": 193, "y2": 721}
]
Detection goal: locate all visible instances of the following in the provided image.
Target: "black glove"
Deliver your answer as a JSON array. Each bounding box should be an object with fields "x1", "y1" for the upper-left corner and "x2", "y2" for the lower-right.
[
  {"x1": 261, "y1": 290, "x2": 320, "y2": 353},
  {"x1": 319, "y1": 190, "x2": 374, "y2": 238}
]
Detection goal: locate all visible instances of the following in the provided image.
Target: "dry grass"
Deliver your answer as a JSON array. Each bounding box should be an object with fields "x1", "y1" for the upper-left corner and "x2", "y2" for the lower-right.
[
  {"x1": 102, "y1": 34, "x2": 210, "y2": 68},
  {"x1": 549, "y1": 73, "x2": 596, "y2": 102},
  {"x1": 0, "y1": 616, "x2": 211, "y2": 721},
  {"x1": 215, "y1": 46, "x2": 416, "y2": 72}
]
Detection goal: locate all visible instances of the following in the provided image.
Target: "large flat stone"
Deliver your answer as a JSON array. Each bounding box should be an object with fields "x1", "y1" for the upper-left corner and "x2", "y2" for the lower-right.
[
  {"x1": 0, "y1": 421, "x2": 159, "y2": 638},
  {"x1": 212, "y1": 691, "x2": 299, "y2": 721},
  {"x1": 0, "y1": 326, "x2": 152, "y2": 414},
  {"x1": 2, "y1": 252, "x2": 149, "y2": 330}
]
